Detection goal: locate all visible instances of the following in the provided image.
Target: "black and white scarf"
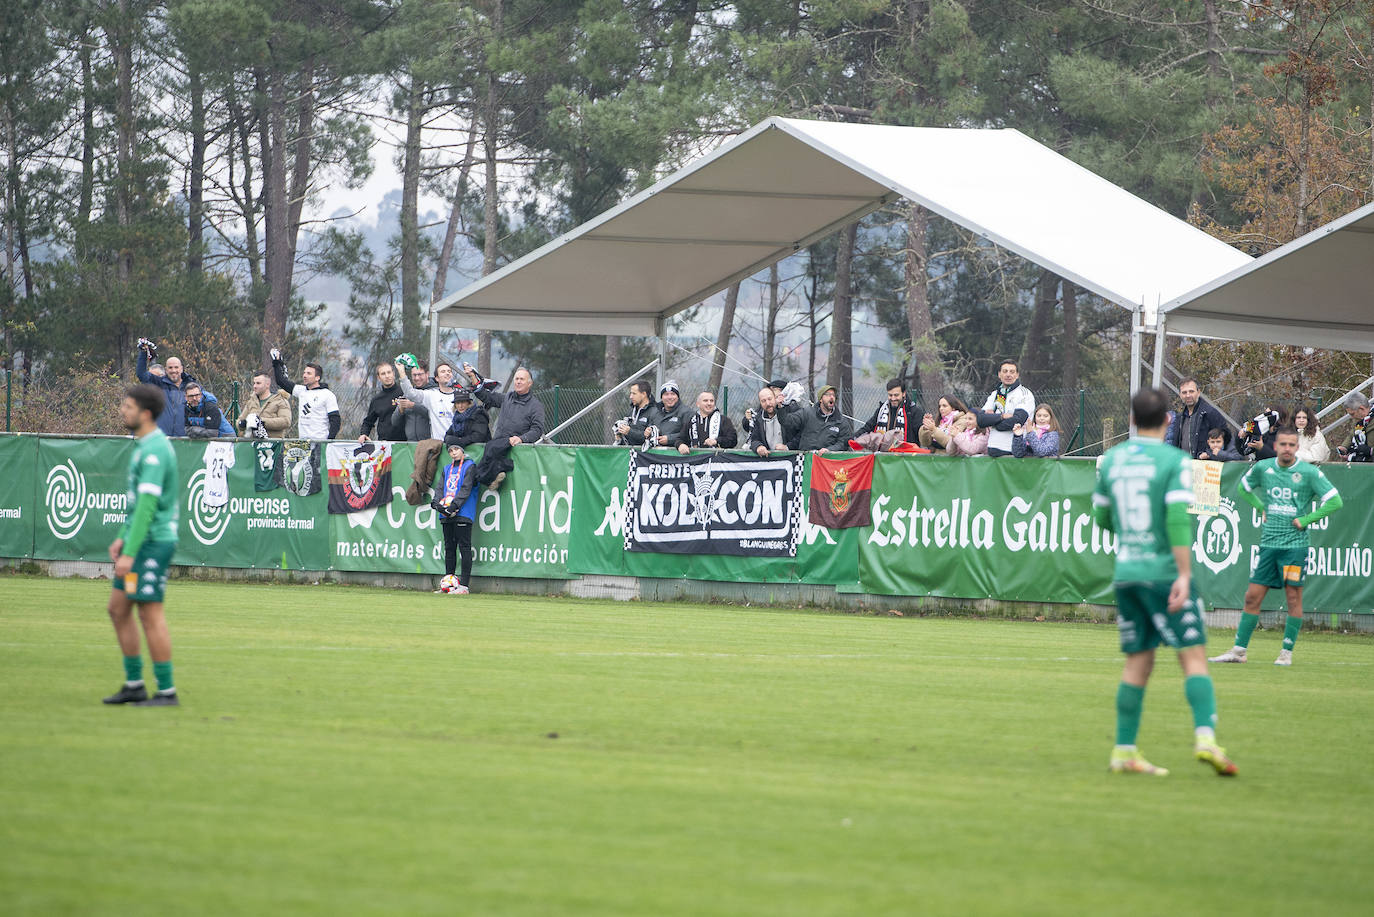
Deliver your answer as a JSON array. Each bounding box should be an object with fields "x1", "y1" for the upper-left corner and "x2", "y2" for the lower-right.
[
  {"x1": 874, "y1": 401, "x2": 910, "y2": 434},
  {"x1": 687, "y1": 410, "x2": 723, "y2": 446},
  {"x1": 993, "y1": 381, "x2": 1020, "y2": 414}
]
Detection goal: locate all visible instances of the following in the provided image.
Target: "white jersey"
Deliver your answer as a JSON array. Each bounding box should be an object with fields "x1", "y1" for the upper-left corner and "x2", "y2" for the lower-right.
[
  {"x1": 291, "y1": 384, "x2": 339, "y2": 440},
  {"x1": 981, "y1": 384, "x2": 1036, "y2": 454},
  {"x1": 397, "y1": 374, "x2": 455, "y2": 440},
  {"x1": 202, "y1": 441, "x2": 235, "y2": 507}
]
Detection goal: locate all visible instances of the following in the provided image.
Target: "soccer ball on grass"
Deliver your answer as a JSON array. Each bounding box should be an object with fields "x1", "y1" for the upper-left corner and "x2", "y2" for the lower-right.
[{"x1": 439, "y1": 575, "x2": 460, "y2": 594}]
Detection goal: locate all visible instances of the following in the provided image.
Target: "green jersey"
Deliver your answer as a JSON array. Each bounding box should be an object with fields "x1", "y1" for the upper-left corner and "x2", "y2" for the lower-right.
[
  {"x1": 120, "y1": 429, "x2": 179, "y2": 547},
  {"x1": 1093, "y1": 436, "x2": 1193, "y2": 583},
  {"x1": 1240, "y1": 458, "x2": 1338, "y2": 549}
]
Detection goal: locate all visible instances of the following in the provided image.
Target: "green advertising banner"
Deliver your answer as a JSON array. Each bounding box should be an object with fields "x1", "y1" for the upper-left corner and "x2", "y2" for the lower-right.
[
  {"x1": 859, "y1": 455, "x2": 1116, "y2": 604},
  {"x1": 33, "y1": 437, "x2": 136, "y2": 562},
  {"x1": 859, "y1": 455, "x2": 1374, "y2": 613},
  {"x1": 0, "y1": 435, "x2": 38, "y2": 558},
  {"x1": 328, "y1": 443, "x2": 576, "y2": 579},
  {"x1": 9, "y1": 434, "x2": 1374, "y2": 614},
  {"x1": 567, "y1": 447, "x2": 861, "y2": 585},
  {"x1": 171, "y1": 441, "x2": 330, "y2": 570},
  {"x1": 1191, "y1": 463, "x2": 1374, "y2": 613}
]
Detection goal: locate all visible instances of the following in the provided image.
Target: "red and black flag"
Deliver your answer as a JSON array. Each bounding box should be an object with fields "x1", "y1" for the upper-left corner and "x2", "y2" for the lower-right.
[
  {"x1": 327, "y1": 441, "x2": 393, "y2": 514},
  {"x1": 808, "y1": 454, "x2": 874, "y2": 528}
]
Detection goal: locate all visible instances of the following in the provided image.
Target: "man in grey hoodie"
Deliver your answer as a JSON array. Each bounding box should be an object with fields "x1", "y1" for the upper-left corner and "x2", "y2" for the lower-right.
[{"x1": 465, "y1": 365, "x2": 546, "y2": 490}]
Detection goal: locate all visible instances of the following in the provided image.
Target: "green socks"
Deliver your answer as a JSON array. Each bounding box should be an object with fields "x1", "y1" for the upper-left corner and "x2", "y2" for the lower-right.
[
  {"x1": 1283, "y1": 615, "x2": 1303, "y2": 651},
  {"x1": 122, "y1": 655, "x2": 143, "y2": 686},
  {"x1": 152, "y1": 660, "x2": 175, "y2": 694},
  {"x1": 1235, "y1": 612, "x2": 1260, "y2": 648},
  {"x1": 1184, "y1": 675, "x2": 1218, "y2": 731},
  {"x1": 1116, "y1": 682, "x2": 1145, "y2": 746}
]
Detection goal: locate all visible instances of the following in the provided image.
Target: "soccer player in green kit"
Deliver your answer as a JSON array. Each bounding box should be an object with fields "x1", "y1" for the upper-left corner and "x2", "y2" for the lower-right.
[
  {"x1": 1093, "y1": 388, "x2": 1237, "y2": 776},
  {"x1": 1210, "y1": 426, "x2": 1342, "y2": 666},
  {"x1": 102, "y1": 384, "x2": 181, "y2": 706}
]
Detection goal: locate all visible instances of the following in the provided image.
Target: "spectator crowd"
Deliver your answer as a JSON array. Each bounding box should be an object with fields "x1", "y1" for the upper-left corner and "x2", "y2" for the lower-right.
[{"x1": 127, "y1": 339, "x2": 1374, "y2": 475}]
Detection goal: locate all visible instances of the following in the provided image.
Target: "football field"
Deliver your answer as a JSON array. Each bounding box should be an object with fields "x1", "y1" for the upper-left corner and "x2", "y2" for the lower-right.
[{"x1": 2, "y1": 577, "x2": 1370, "y2": 915}]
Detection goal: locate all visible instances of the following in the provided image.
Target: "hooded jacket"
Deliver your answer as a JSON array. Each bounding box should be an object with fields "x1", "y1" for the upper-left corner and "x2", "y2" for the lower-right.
[
  {"x1": 237, "y1": 389, "x2": 293, "y2": 437},
  {"x1": 793, "y1": 401, "x2": 853, "y2": 451}
]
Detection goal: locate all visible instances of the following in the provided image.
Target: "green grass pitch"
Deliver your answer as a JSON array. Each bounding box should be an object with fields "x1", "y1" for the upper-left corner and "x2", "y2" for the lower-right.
[{"x1": 2, "y1": 577, "x2": 1371, "y2": 915}]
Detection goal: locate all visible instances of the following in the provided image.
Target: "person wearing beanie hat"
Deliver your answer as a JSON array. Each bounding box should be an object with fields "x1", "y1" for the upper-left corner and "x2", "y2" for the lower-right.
[{"x1": 653, "y1": 380, "x2": 690, "y2": 446}]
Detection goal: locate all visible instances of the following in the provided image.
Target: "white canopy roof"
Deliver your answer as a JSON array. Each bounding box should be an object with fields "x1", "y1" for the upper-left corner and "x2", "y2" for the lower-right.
[
  {"x1": 1161, "y1": 200, "x2": 1374, "y2": 353},
  {"x1": 432, "y1": 117, "x2": 1251, "y2": 337}
]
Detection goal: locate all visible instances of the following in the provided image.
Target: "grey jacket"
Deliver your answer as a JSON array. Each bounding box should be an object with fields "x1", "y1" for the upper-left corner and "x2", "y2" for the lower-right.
[
  {"x1": 478, "y1": 388, "x2": 546, "y2": 443},
  {"x1": 391, "y1": 382, "x2": 435, "y2": 441},
  {"x1": 793, "y1": 405, "x2": 852, "y2": 451}
]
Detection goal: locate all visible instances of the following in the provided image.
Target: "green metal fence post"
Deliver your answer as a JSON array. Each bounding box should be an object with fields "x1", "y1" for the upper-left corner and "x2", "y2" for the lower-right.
[
  {"x1": 553, "y1": 385, "x2": 560, "y2": 430},
  {"x1": 230, "y1": 380, "x2": 240, "y2": 422},
  {"x1": 1067, "y1": 388, "x2": 1085, "y2": 452},
  {"x1": 5, "y1": 368, "x2": 11, "y2": 433},
  {"x1": 722, "y1": 384, "x2": 729, "y2": 416}
]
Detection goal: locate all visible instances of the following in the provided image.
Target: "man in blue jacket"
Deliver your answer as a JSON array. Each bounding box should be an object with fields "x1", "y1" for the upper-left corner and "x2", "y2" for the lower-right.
[
  {"x1": 1166, "y1": 378, "x2": 1232, "y2": 459},
  {"x1": 135, "y1": 340, "x2": 198, "y2": 436}
]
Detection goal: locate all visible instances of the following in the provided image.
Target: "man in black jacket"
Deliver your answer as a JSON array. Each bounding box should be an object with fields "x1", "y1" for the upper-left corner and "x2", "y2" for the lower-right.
[
  {"x1": 676, "y1": 391, "x2": 738, "y2": 452},
  {"x1": 1166, "y1": 378, "x2": 1231, "y2": 459},
  {"x1": 852, "y1": 379, "x2": 920, "y2": 452},
  {"x1": 443, "y1": 388, "x2": 490, "y2": 448},
  {"x1": 614, "y1": 378, "x2": 661, "y2": 446},
  {"x1": 748, "y1": 386, "x2": 797, "y2": 457},
  {"x1": 358, "y1": 362, "x2": 407, "y2": 443},
  {"x1": 792, "y1": 385, "x2": 852, "y2": 452},
  {"x1": 465, "y1": 365, "x2": 545, "y2": 489},
  {"x1": 651, "y1": 381, "x2": 689, "y2": 446}
]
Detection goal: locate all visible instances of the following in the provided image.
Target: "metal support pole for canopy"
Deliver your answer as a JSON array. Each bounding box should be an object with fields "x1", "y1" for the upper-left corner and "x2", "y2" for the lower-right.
[
  {"x1": 1128, "y1": 306, "x2": 1142, "y2": 398},
  {"x1": 655, "y1": 316, "x2": 667, "y2": 394},
  {"x1": 540, "y1": 357, "x2": 662, "y2": 444},
  {"x1": 427, "y1": 311, "x2": 440, "y2": 375},
  {"x1": 1152, "y1": 312, "x2": 1166, "y2": 390}
]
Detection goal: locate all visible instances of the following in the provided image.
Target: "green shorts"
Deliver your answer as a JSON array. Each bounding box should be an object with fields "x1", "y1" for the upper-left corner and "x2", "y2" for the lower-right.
[
  {"x1": 1250, "y1": 546, "x2": 1308, "y2": 589},
  {"x1": 1114, "y1": 582, "x2": 1207, "y2": 655},
  {"x1": 114, "y1": 541, "x2": 175, "y2": 604}
]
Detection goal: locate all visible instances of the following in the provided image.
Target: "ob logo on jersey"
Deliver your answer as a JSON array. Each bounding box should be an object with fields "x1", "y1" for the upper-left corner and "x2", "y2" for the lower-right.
[
  {"x1": 45, "y1": 460, "x2": 89, "y2": 540},
  {"x1": 187, "y1": 468, "x2": 231, "y2": 545},
  {"x1": 1194, "y1": 497, "x2": 1243, "y2": 574}
]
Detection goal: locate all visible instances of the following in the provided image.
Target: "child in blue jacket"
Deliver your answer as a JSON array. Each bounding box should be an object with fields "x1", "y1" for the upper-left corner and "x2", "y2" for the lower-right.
[{"x1": 432, "y1": 444, "x2": 479, "y2": 593}]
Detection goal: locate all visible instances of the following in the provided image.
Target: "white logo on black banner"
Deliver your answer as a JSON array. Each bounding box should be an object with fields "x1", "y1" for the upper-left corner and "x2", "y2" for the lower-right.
[{"x1": 623, "y1": 452, "x2": 803, "y2": 556}]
